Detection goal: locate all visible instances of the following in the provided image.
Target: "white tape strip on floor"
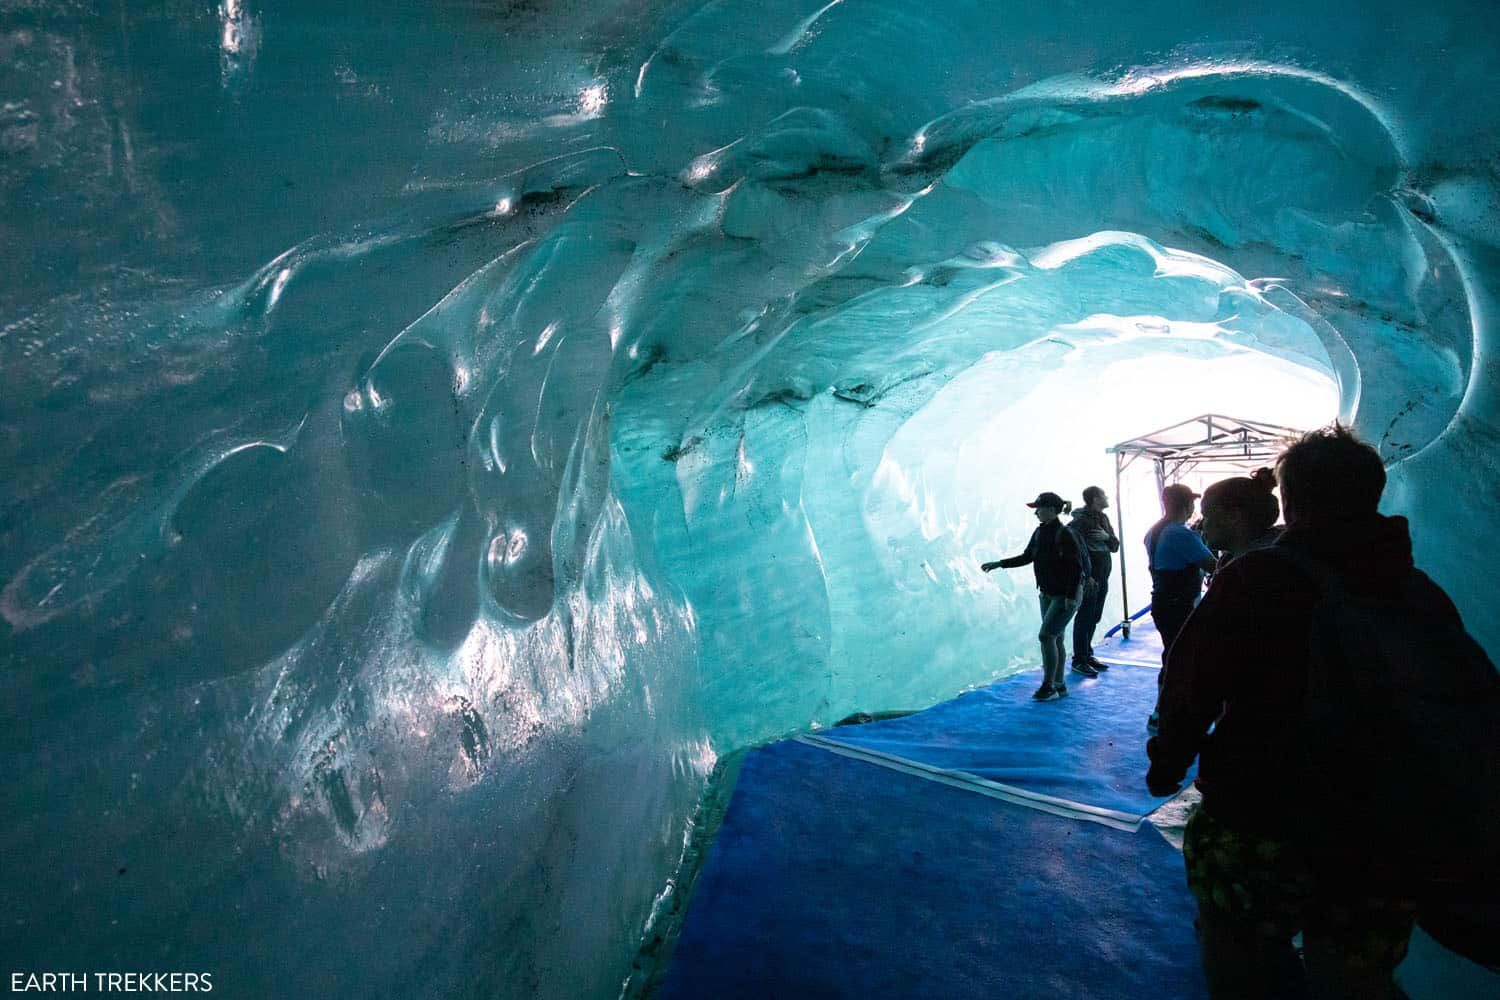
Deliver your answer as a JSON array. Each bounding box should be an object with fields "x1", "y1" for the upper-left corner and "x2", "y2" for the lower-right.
[{"x1": 795, "y1": 733, "x2": 1146, "y2": 833}]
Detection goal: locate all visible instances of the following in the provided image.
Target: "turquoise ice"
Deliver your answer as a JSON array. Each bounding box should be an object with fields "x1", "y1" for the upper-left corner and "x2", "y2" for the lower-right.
[{"x1": 1, "y1": 1, "x2": 1495, "y2": 996}]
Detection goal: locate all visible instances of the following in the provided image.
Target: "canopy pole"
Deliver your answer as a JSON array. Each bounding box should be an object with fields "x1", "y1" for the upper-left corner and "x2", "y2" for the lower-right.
[
  {"x1": 1114, "y1": 450, "x2": 1130, "y2": 638},
  {"x1": 1104, "y1": 413, "x2": 1310, "y2": 640}
]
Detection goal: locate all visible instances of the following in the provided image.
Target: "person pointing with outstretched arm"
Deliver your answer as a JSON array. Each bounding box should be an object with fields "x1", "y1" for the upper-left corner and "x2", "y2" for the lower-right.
[{"x1": 982, "y1": 491, "x2": 1094, "y2": 702}]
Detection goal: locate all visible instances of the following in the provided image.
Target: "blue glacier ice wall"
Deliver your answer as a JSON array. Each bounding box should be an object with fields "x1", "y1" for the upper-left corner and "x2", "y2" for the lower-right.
[{"x1": 2, "y1": 0, "x2": 1497, "y2": 996}]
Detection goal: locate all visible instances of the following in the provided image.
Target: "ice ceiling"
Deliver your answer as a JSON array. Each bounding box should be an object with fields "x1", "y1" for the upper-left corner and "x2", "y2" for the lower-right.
[{"x1": 2, "y1": 0, "x2": 1497, "y2": 996}]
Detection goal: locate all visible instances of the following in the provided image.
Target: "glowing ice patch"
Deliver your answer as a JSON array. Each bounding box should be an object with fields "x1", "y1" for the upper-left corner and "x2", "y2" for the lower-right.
[
  {"x1": 488, "y1": 416, "x2": 507, "y2": 475},
  {"x1": 736, "y1": 437, "x2": 755, "y2": 479},
  {"x1": 540, "y1": 81, "x2": 611, "y2": 127},
  {"x1": 1030, "y1": 231, "x2": 1143, "y2": 270},
  {"x1": 634, "y1": 56, "x2": 654, "y2": 99},
  {"x1": 1057, "y1": 314, "x2": 1234, "y2": 344},
  {"x1": 1149, "y1": 248, "x2": 1241, "y2": 284},
  {"x1": 577, "y1": 83, "x2": 608, "y2": 119},
  {"x1": 534, "y1": 320, "x2": 560, "y2": 354},
  {"x1": 1001, "y1": 60, "x2": 1406, "y2": 160},
  {"x1": 219, "y1": 0, "x2": 253, "y2": 54},
  {"x1": 492, "y1": 530, "x2": 516, "y2": 569},
  {"x1": 266, "y1": 267, "x2": 292, "y2": 312},
  {"x1": 768, "y1": 0, "x2": 847, "y2": 55},
  {"x1": 217, "y1": 0, "x2": 260, "y2": 82}
]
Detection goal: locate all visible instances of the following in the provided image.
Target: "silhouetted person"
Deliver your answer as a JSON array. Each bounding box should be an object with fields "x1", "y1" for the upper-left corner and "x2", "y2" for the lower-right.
[
  {"x1": 982, "y1": 491, "x2": 1093, "y2": 702},
  {"x1": 1145, "y1": 483, "x2": 1217, "y2": 665},
  {"x1": 1068, "y1": 485, "x2": 1119, "y2": 677},
  {"x1": 1144, "y1": 484, "x2": 1217, "y2": 731},
  {"x1": 1198, "y1": 469, "x2": 1281, "y2": 568},
  {"x1": 1146, "y1": 425, "x2": 1497, "y2": 999}
]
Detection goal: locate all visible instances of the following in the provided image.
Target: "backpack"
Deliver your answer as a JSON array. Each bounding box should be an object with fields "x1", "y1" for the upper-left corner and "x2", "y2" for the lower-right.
[
  {"x1": 1281, "y1": 548, "x2": 1500, "y2": 900},
  {"x1": 1059, "y1": 523, "x2": 1091, "y2": 587}
]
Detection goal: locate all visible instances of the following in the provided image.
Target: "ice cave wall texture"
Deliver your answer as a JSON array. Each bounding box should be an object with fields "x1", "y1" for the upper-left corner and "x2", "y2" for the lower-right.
[{"x1": 2, "y1": 0, "x2": 1497, "y2": 996}]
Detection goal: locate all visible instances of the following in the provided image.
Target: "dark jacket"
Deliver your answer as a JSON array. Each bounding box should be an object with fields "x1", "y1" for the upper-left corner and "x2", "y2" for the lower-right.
[
  {"x1": 1145, "y1": 514, "x2": 1462, "y2": 833},
  {"x1": 999, "y1": 520, "x2": 1091, "y2": 598},
  {"x1": 1068, "y1": 508, "x2": 1120, "y2": 553}
]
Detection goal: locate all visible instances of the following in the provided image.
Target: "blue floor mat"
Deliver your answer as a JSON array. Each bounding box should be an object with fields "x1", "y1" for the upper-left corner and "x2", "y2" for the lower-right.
[
  {"x1": 658, "y1": 739, "x2": 1208, "y2": 1000},
  {"x1": 819, "y1": 663, "x2": 1187, "y2": 817},
  {"x1": 1094, "y1": 616, "x2": 1167, "y2": 668}
]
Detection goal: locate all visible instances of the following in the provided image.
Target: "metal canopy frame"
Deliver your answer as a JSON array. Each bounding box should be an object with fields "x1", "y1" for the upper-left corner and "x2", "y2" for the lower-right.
[{"x1": 1105, "y1": 414, "x2": 1305, "y2": 638}]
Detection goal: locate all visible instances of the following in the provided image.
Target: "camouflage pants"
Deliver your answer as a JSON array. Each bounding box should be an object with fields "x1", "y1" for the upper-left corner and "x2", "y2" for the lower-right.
[{"x1": 1183, "y1": 805, "x2": 1417, "y2": 997}]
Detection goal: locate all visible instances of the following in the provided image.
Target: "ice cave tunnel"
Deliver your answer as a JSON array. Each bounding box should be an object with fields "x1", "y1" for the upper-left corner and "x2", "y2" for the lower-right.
[{"x1": 2, "y1": 0, "x2": 1497, "y2": 997}]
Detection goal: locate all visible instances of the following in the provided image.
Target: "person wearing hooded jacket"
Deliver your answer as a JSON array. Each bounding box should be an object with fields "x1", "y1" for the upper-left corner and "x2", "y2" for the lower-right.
[
  {"x1": 1145, "y1": 426, "x2": 1478, "y2": 999},
  {"x1": 981, "y1": 491, "x2": 1093, "y2": 702}
]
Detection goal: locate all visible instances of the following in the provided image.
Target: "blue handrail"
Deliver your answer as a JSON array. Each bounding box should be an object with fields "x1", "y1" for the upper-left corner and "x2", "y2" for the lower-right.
[{"x1": 1102, "y1": 605, "x2": 1152, "y2": 639}]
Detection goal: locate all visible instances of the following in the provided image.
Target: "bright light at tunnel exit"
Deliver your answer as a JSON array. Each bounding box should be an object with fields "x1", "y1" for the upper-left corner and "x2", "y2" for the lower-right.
[{"x1": 870, "y1": 340, "x2": 1339, "y2": 638}]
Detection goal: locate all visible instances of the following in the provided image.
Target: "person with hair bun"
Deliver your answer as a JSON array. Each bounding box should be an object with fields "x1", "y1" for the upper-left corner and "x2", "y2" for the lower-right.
[
  {"x1": 1199, "y1": 468, "x2": 1281, "y2": 568},
  {"x1": 981, "y1": 491, "x2": 1094, "y2": 702},
  {"x1": 1146, "y1": 425, "x2": 1495, "y2": 998}
]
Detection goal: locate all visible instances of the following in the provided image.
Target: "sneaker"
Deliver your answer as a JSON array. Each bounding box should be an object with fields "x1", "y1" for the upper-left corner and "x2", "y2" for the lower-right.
[
  {"x1": 1055, "y1": 683, "x2": 1069, "y2": 697},
  {"x1": 1033, "y1": 684, "x2": 1061, "y2": 702},
  {"x1": 1087, "y1": 656, "x2": 1111, "y2": 672},
  {"x1": 1070, "y1": 659, "x2": 1099, "y2": 678}
]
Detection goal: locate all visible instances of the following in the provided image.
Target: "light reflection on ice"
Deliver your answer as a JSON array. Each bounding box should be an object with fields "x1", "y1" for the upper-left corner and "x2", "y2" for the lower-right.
[{"x1": 4, "y1": 6, "x2": 1490, "y2": 994}]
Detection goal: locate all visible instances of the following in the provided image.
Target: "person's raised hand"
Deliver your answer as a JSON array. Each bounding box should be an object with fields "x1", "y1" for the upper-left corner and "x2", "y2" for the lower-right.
[{"x1": 980, "y1": 561, "x2": 1000, "y2": 572}]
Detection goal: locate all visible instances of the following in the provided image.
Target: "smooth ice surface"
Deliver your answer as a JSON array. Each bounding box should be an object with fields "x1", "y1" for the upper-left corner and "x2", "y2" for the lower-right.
[{"x1": 3, "y1": 1, "x2": 1498, "y2": 996}]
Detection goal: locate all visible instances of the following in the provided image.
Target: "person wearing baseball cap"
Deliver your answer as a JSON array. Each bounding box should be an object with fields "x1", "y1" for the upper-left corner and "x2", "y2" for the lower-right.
[
  {"x1": 1144, "y1": 482, "x2": 1218, "y2": 729},
  {"x1": 981, "y1": 491, "x2": 1095, "y2": 701}
]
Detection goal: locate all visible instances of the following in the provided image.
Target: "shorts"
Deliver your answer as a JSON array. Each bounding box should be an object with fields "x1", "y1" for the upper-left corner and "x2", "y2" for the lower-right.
[{"x1": 1183, "y1": 803, "x2": 1418, "y2": 971}]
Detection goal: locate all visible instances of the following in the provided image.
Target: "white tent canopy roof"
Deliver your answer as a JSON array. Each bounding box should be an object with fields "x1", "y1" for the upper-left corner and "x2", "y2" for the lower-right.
[
  {"x1": 1108, "y1": 413, "x2": 1307, "y2": 482},
  {"x1": 1104, "y1": 413, "x2": 1309, "y2": 635}
]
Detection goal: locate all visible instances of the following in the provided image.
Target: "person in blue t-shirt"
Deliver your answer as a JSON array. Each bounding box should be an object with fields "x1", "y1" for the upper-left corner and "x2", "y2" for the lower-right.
[{"x1": 1144, "y1": 483, "x2": 1217, "y2": 730}]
